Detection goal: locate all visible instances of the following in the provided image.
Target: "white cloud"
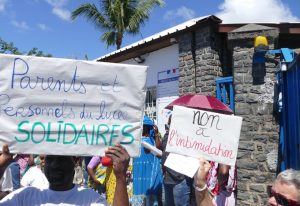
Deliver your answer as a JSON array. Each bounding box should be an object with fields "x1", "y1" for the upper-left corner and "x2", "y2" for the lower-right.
[
  {"x1": 45, "y1": 0, "x2": 70, "y2": 21},
  {"x1": 164, "y1": 6, "x2": 196, "y2": 21},
  {"x1": 52, "y1": 7, "x2": 70, "y2": 21},
  {"x1": 215, "y1": 0, "x2": 299, "y2": 23},
  {"x1": 0, "y1": 0, "x2": 7, "y2": 13},
  {"x1": 37, "y1": 23, "x2": 51, "y2": 31},
  {"x1": 45, "y1": 0, "x2": 68, "y2": 7},
  {"x1": 11, "y1": 20, "x2": 30, "y2": 30}
]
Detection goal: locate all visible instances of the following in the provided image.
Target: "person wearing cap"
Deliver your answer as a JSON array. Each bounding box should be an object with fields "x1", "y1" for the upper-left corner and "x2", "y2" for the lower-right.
[
  {"x1": 131, "y1": 116, "x2": 163, "y2": 206},
  {"x1": 0, "y1": 144, "x2": 130, "y2": 206}
]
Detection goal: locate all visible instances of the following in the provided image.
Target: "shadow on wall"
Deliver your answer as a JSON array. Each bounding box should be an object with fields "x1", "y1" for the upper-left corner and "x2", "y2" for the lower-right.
[{"x1": 252, "y1": 52, "x2": 266, "y2": 85}]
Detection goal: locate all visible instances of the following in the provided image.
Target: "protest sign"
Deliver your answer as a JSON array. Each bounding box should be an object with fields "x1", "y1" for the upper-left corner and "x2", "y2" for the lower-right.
[
  {"x1": 166, "y1": 106, "x2": 243, "y2": 165},
  {"x1": 0, "y1": 54, "x2": 147, "y2": 156}
]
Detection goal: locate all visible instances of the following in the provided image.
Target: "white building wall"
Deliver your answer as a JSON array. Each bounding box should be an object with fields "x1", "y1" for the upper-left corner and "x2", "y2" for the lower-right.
[
  {"x1": 122, "y1": 44, "x2": 179, "y2": 87},
  {"x1": 122, "y1": 44, "x2": 179, "y2": 134}
]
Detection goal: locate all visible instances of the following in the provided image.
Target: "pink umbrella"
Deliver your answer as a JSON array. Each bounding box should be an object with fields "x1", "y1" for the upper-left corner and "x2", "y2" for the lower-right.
[{"x1": 165, "y1": 94, "x2": 233, "y2": 114}]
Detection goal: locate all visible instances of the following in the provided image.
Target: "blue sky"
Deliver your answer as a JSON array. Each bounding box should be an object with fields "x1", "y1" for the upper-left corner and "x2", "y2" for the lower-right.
[{"x1": 0, "y1": 0, "x2": 299, "y2": 60}]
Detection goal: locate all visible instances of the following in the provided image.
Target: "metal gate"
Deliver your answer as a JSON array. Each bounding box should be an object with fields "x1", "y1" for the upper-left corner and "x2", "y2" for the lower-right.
[
  {"x1": 144, "y1": 87, "x2": 157, "y2": 120},
  {"x1": 279, "y1": 53, "x2": 300, "y2": 170}
]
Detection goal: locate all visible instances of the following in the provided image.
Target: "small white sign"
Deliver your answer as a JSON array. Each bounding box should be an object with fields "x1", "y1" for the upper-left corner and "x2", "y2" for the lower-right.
[
  {"x1": 164, "y1": 153, "x2": 199, "y2": 178},
  {"x1": 0, "y1": 54, "x2": 147, "y2": 156},
  {"x1": 166, "y1": 106, "x2": 243, "y2": 166}
]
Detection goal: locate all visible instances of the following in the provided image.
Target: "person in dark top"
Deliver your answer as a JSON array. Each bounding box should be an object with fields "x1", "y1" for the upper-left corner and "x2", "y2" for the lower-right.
[
  {"x1": 8, "y1": 157, "x2": 20, "y2": 191},
  {"x1": 160, "y1": 115, "x2": 193, "y2": 206},
  {"x1": 0, "y1": 144, "x2": 130, "y2": 206}
]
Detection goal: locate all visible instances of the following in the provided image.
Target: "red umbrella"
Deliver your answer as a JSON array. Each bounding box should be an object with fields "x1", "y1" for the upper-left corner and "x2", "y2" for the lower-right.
[{"x1": 165, "y1": 94, "x2": 233, "y2": 114}]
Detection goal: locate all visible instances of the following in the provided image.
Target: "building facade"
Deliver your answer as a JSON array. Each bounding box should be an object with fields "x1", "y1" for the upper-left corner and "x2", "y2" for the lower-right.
[{"x1": 97, "y1": 15, "x2": 300, "y2": 205}]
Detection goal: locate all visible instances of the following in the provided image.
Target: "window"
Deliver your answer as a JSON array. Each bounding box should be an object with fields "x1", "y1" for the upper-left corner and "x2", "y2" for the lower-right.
[{"x1": 144, "y1": 87, "x2": 156, "y2": 120}]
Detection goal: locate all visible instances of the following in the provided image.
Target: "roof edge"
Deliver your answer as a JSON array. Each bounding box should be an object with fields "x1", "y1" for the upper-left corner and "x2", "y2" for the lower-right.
[{"x1": 96, "y1": 15, "x2": 221, "y2": 62}]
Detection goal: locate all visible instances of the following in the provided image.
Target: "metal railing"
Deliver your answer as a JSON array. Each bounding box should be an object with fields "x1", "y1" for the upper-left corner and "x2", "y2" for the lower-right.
[{"x1": 216, "y1": 76, "x2": 234, "y2": 112}]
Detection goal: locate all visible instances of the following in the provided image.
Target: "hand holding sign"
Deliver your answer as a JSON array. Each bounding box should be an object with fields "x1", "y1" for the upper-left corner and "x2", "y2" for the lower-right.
[
  {"x1": 166, "y1": 106, "x2": 242, "y2": 166},
  {"x1": 0, "y1": 54, "x2": 147, "y2": 157},
  {"x1": 194, "y1": 157, "x2": 212, "y2": 188}
]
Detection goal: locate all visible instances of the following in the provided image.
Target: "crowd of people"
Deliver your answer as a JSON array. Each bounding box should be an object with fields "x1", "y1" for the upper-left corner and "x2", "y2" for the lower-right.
[{"x1": 0, "y1": 115, "x2": 299, "y2": 206}]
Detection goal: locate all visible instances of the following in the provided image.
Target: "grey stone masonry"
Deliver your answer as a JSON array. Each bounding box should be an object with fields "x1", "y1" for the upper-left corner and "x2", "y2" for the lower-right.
[
  {"x1": 178, "y1": 25, "x2": 223, "y2": 96},
  {"x1": 178, "y1": 23, "x2": 280, "y2": 205},
  {"x1": 229, "y1": 26, "x2": 279, "y2": 205}
]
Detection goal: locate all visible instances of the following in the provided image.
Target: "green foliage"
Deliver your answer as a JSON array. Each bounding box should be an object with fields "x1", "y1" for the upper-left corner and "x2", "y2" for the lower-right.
[
  {"x1": 0, "y1": 38, "x2": 22, "y2": 55},
  {"x1": 0, "y1": 38, "x2": 52, "y2": 57},
  {"x1": 27, "y1": 47, "x2": 52, "y2": 57},
  {"x1": 72, "y1": 0, "x2": 164, "y2": 49}
]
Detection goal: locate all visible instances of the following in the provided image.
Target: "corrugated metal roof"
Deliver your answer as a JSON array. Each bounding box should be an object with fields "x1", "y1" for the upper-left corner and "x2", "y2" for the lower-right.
[{"x1": 96, "y1": 15, "x2": 215, "y2": 61}]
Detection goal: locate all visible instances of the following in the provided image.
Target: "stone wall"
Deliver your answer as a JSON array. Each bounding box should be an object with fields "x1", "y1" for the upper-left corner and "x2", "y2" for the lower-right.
[
  {"x1": 178, "y1": 24, "x2": 281, "y2": 205},
  {"x1": 228, "y1": 29, "x2": 279, "y2": 205},
  {"x1": 178, "y1": 25, "x2": 223, "y2": 96}
]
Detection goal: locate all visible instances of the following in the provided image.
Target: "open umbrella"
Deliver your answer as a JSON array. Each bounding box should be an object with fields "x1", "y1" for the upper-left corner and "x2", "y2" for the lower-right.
[{"x1": 165, "y1": 94, "x2": 233, "y2": 114}]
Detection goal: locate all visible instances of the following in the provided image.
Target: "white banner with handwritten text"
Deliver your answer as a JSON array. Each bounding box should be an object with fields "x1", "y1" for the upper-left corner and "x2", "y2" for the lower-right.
[
  {"x1": 166, "y1": 106, "x2": 243, "y2": 165},
  {"x1": 0, "y1": 54, "x2": 147, "y2": 156}
]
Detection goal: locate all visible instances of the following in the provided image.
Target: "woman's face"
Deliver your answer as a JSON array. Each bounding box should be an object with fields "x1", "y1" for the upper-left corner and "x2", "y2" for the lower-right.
[{"x1": 268, "y1": 180, "x2": 299, "y2": 206}]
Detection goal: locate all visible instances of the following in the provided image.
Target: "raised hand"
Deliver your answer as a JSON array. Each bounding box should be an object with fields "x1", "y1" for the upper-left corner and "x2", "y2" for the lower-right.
[
  {"x1": 0, "y1": 144, "x2": 12, "y2": 179},
  {"x1": 194, "y1": 157, "x2": 211, "y2": 188},
  {"x1": 105, "y1": 144, "x2": 130, "y2": 206},
  {"x1": 105, "y1": 144, "x2": 130, "y2": 178}
]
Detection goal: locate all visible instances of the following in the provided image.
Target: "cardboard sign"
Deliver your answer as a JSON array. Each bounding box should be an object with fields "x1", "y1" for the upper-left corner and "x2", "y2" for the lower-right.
[
  {"x1": 0, "y1": 54, "x2": 147, "y2": 156},
  {"x1": 166, "y1": 106, "x2": 242, "y2": 165}
]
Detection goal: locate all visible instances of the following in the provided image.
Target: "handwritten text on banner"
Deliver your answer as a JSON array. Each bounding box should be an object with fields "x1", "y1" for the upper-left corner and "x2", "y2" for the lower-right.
[
  {"x1": 0, "y1": 54, "x2": 147, "y2": 156},
  {"x1": 166, "y1": 106, "x2": 243, "y2": 165}
]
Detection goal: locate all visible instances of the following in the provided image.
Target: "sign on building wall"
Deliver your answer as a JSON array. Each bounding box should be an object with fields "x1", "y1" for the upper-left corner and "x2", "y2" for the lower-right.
[
  {"x1": 157, "y1": 68, "x2": 179, "y2": 98},
  {"x1": 156, "y1": 68, "x2": 179, "y2": 135},
  {"x1": 0, "y1": 54, "x2": 147, "y2": 156},
  {"x1": 166, "y1": 106, "x2": 243, "y2": 166},
  {"x1": 156, "y1": 97, "x2": 177, "y2": 136}
]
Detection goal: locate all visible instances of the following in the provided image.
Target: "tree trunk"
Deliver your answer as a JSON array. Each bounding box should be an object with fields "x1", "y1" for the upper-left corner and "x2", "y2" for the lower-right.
[{"x1": 116, "y1": 32, "x2": 123, "y2": 50}]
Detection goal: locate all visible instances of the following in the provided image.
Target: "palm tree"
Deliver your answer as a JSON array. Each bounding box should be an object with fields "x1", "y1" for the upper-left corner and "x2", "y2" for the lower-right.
[{"x1": 71, "y1": 0, "x2": 164, "y2": 49}]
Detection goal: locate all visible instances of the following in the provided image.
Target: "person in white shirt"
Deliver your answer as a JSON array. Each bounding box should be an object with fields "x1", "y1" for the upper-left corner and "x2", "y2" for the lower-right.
[
  {"x1": 21, "y1": 165, "x2": 49, "y2": 189},
  {"x1": 0, "y1": 166, "x2": 13, "y2": 199},
  {"x1": 0, "y1": 144, "x2": 130, "y2": 206},
  {"x1": 20, "y1": 154, "x2": 49, "y2": 189}
]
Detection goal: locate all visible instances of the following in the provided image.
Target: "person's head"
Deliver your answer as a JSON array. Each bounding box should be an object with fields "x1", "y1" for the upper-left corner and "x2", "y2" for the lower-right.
[
  {"x1": 217, "y1": 164, "x2": 230, "y2": 187},
  {"x1": 165, "y1": 114, "x2": 172, "y2": 133},
  {"x1": 39, "y1": 155, "x2": 45, "y2": 168},
  {"x1": 142, "y1": 125, "x2": 151, "y2": 137},
  {"x1": 44, "y1": 155, "x2": 75, "y2": 191},
  {"x1": 268, "y1": 169, "x2": 300, "y2": 206},
  {"x1": 28, "y1": 155, "x2": 35, "y2": 167},
  {"x1": 143, "y1": 115, "x2": 153, "y2": 137}
]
